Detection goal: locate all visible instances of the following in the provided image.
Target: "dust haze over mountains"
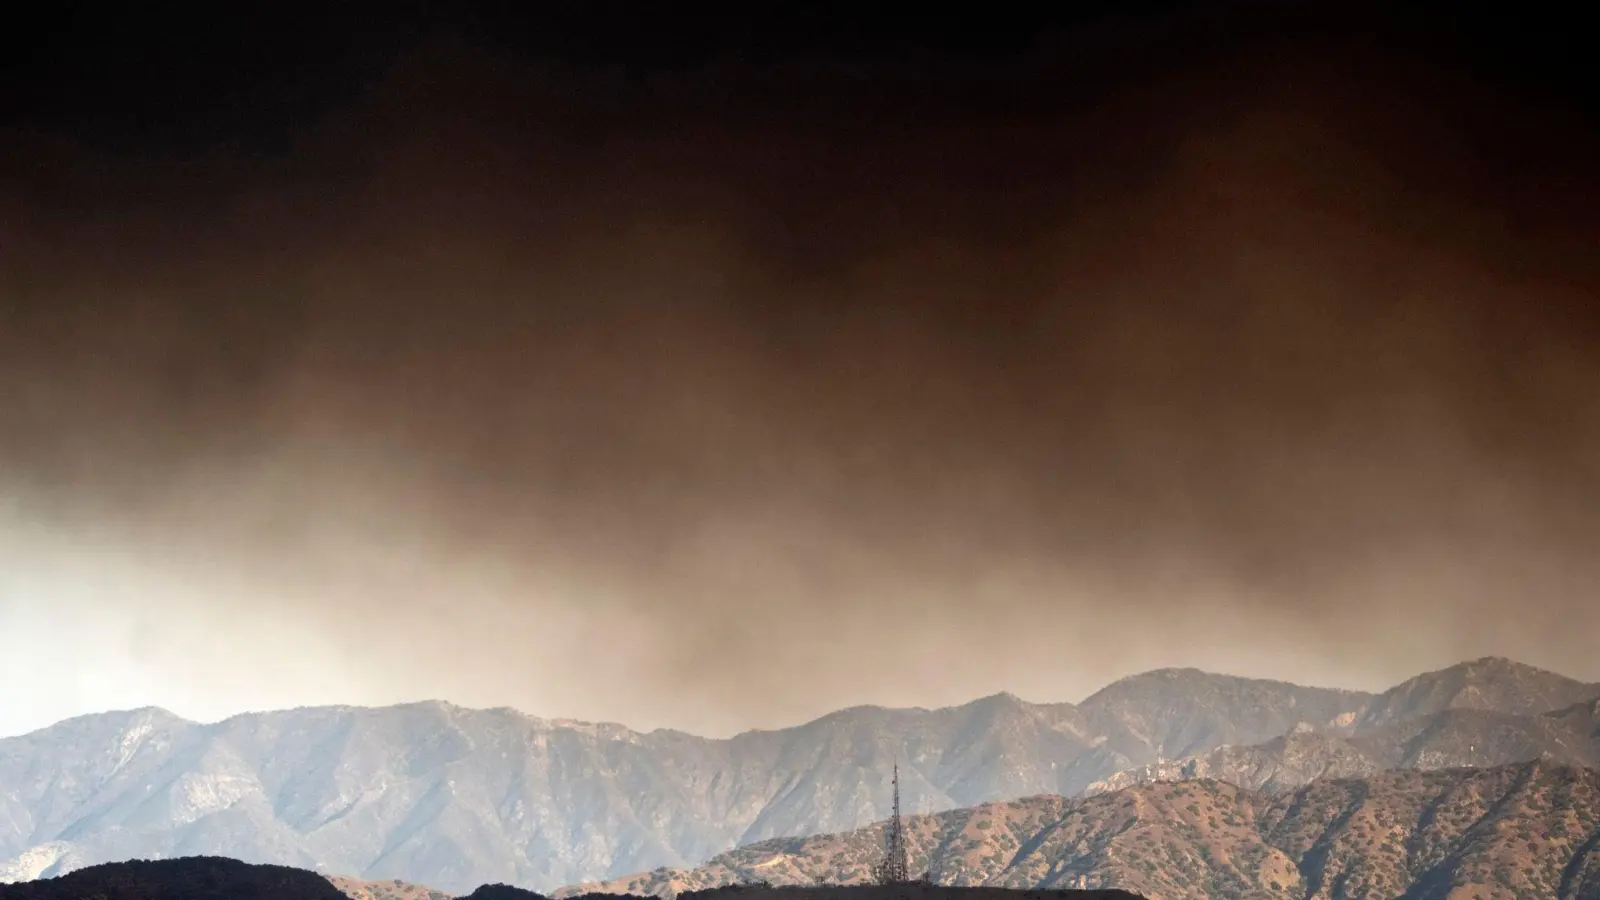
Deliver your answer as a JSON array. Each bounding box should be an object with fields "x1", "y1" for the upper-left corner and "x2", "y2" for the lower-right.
[{"x1": 2, "y1": 4, "x2": 1597, "y2": 738}]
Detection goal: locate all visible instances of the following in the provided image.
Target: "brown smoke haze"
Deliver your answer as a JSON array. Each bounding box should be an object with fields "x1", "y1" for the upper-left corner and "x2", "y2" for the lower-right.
[{"x1": 2, "y1": 26, "x2": 1598, "y2": 737}]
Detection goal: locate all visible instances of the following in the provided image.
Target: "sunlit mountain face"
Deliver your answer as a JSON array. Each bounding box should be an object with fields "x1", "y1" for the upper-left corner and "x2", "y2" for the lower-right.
[{"x1": 0, "y1": 659, "x2": 1594, "y2": 892}]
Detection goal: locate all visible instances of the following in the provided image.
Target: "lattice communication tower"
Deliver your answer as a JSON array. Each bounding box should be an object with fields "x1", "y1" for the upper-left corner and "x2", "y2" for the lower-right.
[{"x1": 872, "y1": 761, "x2": 910, "y2": 885}]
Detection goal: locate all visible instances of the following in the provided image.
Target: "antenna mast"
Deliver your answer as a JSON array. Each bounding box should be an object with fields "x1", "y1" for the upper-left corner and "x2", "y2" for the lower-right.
[{"x1": 873, "y1": 760, "x2": 910, "y2": 885}]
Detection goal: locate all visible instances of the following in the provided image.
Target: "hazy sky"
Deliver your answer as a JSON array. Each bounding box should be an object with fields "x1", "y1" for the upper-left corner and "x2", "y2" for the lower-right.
[{"x1": 2, "y1": 6, "x2": 1597, "y2": 739}]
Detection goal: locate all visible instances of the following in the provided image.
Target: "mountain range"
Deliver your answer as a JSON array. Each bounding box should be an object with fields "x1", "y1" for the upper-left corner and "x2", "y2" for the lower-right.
[
  {"x1": 1086, "y1": 692, "x2": 1600, "y2": 797},
  {"x1": 0, "y1": 658, "x2": 1594, "y2": 894},
  {"x1": 566, "y1": 760, "x2": 1600, "y2": 900}
]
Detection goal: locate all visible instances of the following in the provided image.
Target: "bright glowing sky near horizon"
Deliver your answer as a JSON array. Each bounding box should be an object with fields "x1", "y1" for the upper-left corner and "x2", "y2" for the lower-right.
[{"x1": 2, "y1": 3, "x2": 1597, "y2": 739}]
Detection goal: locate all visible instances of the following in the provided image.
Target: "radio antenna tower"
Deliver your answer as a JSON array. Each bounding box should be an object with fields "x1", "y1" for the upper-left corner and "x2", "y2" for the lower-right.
[{"x1": 873, "y1": 760, "x2": 910, "y2": 885}]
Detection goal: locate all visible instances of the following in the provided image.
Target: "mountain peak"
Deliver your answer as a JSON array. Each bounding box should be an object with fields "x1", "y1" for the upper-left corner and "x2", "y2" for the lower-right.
[
  {"x1": 1357, "y1": 656, "x2": 1596, "y2": 728},
  {"x1": 1080, "y1": 666, "x2": 1366, "y2": 707},
  {"x1": 971, "y1": 690, "x2": 1028, "y2": 706},
  {"x1": 399, "y1": 698, "x2": 464, "y2": 713},
  {"x1": 1400, "y1": 657, "x2": 1578, "y2": 688},
  {"x1": 1077, "y1": 667, "x2": 1374, "y2": 764},
  {"x1": 1099, "y1": 666, "x2": 1212, "y2": 686},
  {"x1": 11, "y1": 705, "x2": 192, "y2": 741},
  {"x1": 1461, "y1": 656, "x2": 1554, "y2": 673}
]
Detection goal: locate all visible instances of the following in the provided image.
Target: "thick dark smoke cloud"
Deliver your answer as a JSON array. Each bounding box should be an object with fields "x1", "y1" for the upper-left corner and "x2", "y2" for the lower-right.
[{"x1": 2, "y1": 19, "x2": 1597, "y2": 736}]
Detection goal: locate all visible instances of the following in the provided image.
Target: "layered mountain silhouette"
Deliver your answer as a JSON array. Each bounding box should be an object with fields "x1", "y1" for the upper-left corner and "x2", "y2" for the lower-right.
[
  {"x1": 566, "y1": 760, "x2": 1600, "y2": 900},
  {"x1": 0, "y1": 659, "x2": 1593, "y2": 894}
]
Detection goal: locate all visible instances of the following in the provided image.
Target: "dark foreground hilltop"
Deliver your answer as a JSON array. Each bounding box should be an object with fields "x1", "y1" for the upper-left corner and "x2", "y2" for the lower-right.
[
  {"x1": 0, "y1": 857, "x2": 349, "y2": 900},
  {"x1": 0, "y1": 860, "x2": 1144, "y2": 900}
]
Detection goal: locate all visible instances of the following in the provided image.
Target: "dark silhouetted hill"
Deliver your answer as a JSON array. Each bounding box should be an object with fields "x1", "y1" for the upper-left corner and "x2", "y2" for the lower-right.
[
  {"x1": 0, "y1": 865, "x2": 1143, "y2": 900},
  {"x1": 456, "y1": 886, "x2": 549, "y2": 900},
  {"x1": 0, "y1": 856, "x2": 349, "y2": 900}
]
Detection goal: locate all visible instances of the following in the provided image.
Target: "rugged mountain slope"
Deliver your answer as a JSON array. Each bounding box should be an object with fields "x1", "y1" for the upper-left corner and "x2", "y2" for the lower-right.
[
  {"x1": 566, "y1": 761, "x2": 1600, "y2": 900},
  {"x1": 658, "y1": 887, "x2": 1146, "y2": 900},
  {"x1": 1083, "y1": 727, "x2": 1386, "y2": 797},
  {"x1": 327, "y1": 874, "x2": 451, "y2": 900},
  {"x1": 1084, "y1": 683, "x2": 1600, "y2": 799},
  {"x1": 469, "y1": 887, "x2": 1145, "y2": 900},
  {"x1": 0, "y1": 698, "x2": 1130, "y2": 893},
  {"x1": 0, "y1": 660, "x2": 1591, "y2": 894}
]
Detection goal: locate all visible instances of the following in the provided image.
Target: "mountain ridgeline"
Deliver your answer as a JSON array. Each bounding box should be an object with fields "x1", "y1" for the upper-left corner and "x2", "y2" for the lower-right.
[
  {"x1": 0, "y1": 658, "x2": 1594, "y2": 894},
  {"x1": 568, "y1": 761, "x2": 1600, "y2": 900}
]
